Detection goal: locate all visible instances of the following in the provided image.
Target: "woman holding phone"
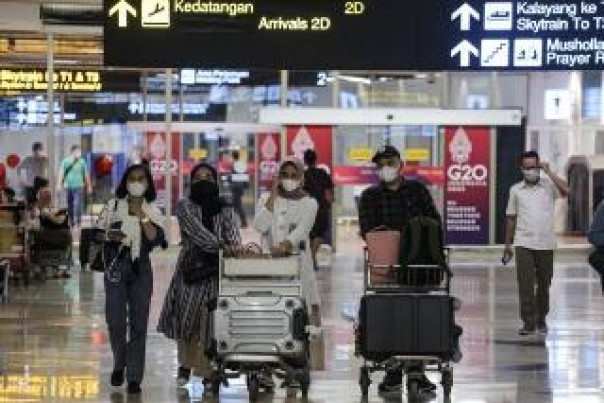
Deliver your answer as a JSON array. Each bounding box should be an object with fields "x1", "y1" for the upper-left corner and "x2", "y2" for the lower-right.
[{"x1": 96, "y1": 164, "x2": 165, "y2": 395}]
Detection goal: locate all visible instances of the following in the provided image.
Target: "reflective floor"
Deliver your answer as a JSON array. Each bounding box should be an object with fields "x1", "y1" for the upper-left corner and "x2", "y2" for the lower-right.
[{"x1": 1, "y1": 234, "x2": 603, "y2": 402}]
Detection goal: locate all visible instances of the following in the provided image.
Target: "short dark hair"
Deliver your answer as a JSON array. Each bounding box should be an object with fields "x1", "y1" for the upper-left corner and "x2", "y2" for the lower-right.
[
  {"x1": 519, "y1": 150, "x2": 540, "y2": 165},
  {"x1": 71, "y1": 145, "x2": 80, "y2": 153},
  {"x1": 115, "y1": 164, "x2": 157, "y2": 202},
  {"x1": 304, "y1": 149, "x2": 317, "y2": 165},
  {"x1": 32, "y1": 142, "x2": 43, "y2": 152},
  {"x1": 232, "y1": 150, "x2": 240, "y2": 160}
]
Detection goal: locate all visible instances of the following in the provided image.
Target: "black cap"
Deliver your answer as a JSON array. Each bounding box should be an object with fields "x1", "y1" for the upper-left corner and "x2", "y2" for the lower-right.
[{"x1": 372, "y1": 145, "x2": 401, "y2": 164}]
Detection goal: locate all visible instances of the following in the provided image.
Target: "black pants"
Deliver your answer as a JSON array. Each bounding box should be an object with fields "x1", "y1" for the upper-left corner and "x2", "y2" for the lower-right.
[
  {"x1": 231, "y1": 186, "x2": 247, "y2": 227},
  {"x1": 104, "y1": 260, "x2": 153, "y2": 383}
]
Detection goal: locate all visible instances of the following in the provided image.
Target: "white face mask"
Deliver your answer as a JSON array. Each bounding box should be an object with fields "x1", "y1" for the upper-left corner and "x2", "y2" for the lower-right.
[
  {"x1": 127, "y1": 182, "x2": 147, "y2": 197},
  {"x1": 378, "y1": 166, "x2": 400, "y2": 183},
  {"x1": 282, "y1": 179, "x2": 301, "y2": 192},
  {"x1": 522, "y1": 168, "x2": 540, "y2": 183}
]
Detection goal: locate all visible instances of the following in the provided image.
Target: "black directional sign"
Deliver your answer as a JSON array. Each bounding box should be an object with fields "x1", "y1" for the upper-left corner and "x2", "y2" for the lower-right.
[{"x1": 104, "y1": 0, "x2": 604, "y2": 70}]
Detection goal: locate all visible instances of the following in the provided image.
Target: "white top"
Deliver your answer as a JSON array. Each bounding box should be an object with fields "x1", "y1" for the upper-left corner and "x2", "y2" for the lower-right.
[
  {"x1": 506, "y1": 177, "x2": 558, "y2": 250},
  {"x1": 253, "y1": 195, "x2": 320, "y2": 306}
]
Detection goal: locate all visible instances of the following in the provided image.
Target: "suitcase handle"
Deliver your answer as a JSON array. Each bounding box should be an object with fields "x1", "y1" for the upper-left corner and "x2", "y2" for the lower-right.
[{"x1": 245, "y1": 291, "x2": 275, "y2": 296}]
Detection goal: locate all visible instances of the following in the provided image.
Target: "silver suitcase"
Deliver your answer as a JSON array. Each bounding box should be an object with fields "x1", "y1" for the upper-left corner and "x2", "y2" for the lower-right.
[
  {"x1": 214, "y1": 293, "x2": 308, "y2": 361},
  {"x1": 215, "y1": 254, "x2": 308, "y2": 364}
]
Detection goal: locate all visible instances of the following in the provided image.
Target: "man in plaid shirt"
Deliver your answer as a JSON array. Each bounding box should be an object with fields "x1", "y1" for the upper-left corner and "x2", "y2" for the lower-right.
[{"x1": 358, "y1": 145, "x2": 441, "y2": 395}]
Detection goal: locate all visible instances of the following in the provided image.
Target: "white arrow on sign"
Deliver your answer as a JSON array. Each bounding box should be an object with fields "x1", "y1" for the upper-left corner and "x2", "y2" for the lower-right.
[
  {"x1": 109, "y1": 0, "x2": 137, "y2": 28},
  {"x1": 451, "y1": 40, "x2": 479, "y2": 67},
  {"x1": 451, "y1": 3, "x2": 480, "y2": 31}
]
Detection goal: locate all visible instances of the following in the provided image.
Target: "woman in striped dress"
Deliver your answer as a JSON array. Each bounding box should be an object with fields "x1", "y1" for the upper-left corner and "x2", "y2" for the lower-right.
[{"x1": 157, "y1": 163, "x2": 241, "y2": 389}]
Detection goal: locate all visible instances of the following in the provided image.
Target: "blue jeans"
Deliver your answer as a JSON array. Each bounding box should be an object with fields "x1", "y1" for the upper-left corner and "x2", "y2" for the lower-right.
[{"x1": 67, "y1": 187, "x2": 84, "y2": 227}]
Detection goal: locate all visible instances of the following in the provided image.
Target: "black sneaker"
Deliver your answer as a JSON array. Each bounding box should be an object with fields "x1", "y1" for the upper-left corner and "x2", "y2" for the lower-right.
[
  {"x1": 378, "y1": 376, "x2": 402, "y2": 394},
  {"x1": 110, "y1": 370, "x2": 124, "y2": 387},
  {"x1": 519, "y1": 324, "x2": 535, "y2": 336},
  {"x1": 537, "y1": 322, "x2": 548, "y2": 335},
  {"x1": 417, "y1": 375, "x2": 437, "y2": 393},
  {"x1": 176, "y1": 367, "x2": 191, "y2": 386},
  {"x1": 127, "y1": 382, "x2": 142, "y2": 394}
]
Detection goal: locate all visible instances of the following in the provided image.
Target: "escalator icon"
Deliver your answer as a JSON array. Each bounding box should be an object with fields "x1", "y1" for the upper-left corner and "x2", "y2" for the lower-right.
[{"x1": 142, "y1": 0, "x2": 171, "y2": 28}]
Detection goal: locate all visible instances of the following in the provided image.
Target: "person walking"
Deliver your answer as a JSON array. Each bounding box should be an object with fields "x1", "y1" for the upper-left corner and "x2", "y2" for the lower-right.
[
  {"x1": 97, "y1": 164, "x2": 166, "y2": 395},
  {"x1": 303, "y1": 149, "x2": 334, "y2": 270},
  {"x1": 18, "y1": 142, "x2": 48, "y2": 203},
  {"x1": 229, "y1": 150, "x2": 249, "y2": 228},
  {"x1": 503, "y1": 151, "x2": 569, "y2": 336},
  {"x1": 157, "y1": 163, "x2": 241, "y2": 392},
  {"x1": 357, "y1": 145, "x2": 441, "y2": 395},
  {"x1": 57, "y1": 145, "x2": 91, "y2": 229}
]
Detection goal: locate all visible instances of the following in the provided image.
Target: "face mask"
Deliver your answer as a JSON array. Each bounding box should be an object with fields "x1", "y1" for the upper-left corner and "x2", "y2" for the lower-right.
[
  {"x1": 127, "y1": 182, "x2": 147, "y2": 197},
  {"x1": 378, "y1": 166, "x2": 400, "y2": 183},
  {"x1": 190, "y1": 180, "x2": 219, "y2": 203},
  {"x1": 282, "y1": 179, "x2": 301, "y2": 192},
  {"x1": 522, "y1": 168, "x2": 540, "y2": 183}
]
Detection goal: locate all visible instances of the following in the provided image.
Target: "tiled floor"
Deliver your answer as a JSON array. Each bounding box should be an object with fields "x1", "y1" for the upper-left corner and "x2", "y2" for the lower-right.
[{"x1": 1, "y1": 239, "x2": 603, "y2": 402}]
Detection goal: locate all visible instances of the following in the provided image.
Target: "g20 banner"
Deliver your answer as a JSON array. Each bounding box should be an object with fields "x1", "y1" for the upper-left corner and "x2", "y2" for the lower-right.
[
  {"x1": 256, "y1": 132, "x2": 281, "y2": 199},
  {"x1": 146, "y1": 131, "x2": 181, "y2": 212},
  {"x1": 444, "y1": 126, "x2": 490, "y2": 245},
  {"x1": 286, "y1": 125, "x2": 333, "y2": 173}
]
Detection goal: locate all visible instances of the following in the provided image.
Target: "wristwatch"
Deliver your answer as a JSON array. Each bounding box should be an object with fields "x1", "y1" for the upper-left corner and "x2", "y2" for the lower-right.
[{"x1": 140, "y1": 216, "x2": 150, "y2": 224}]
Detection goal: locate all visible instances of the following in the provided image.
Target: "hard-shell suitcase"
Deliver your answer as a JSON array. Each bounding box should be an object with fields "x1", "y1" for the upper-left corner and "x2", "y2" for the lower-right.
[
  {"x1": 359, "y1": 293, "x2": 454, "y2": 361},
  {"x1": 214, "y1": 293, "x2": 308, "y2": 363}
]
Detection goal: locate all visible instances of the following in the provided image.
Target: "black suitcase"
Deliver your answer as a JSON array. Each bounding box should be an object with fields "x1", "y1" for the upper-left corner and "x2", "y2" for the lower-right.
[{"x1": 359, "y1": 293, "x2": 454, "y2": 361}]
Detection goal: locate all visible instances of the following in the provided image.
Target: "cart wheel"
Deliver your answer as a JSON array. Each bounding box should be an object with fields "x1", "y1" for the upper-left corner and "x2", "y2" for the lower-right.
[
  {"x1": 247, "y1": 374, "x2": 259, "y2": 401},
  {"x1": 442, "y1": 368, "x2": 453, "y2": 396},
  {"x1": 359, "y1": 366, "x2": 371, "y2": 396},
  {"x1": 407, "y1": 380, "x2": 419, "y2": 397}
]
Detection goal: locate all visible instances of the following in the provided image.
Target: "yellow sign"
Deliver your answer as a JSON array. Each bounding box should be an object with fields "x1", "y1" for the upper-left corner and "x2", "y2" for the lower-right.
[
  {"x1": 404, "y1": 148, "x2": 430, "y2": 161},
  {"x1": 189, "y1": 148, "x2": 208, "y2": 160},
  {"x1": 109, "y1": 0, "x2": 137, "y2": 28},
  {"x1": 142, "y1": 0, "x2": 171, "y2": 28},
  {"x1": 348, "y1": 148, "x2": 373, "y2": 162},
  {"x1": 0, "y1": 69, "x2": 102, "y2": 92}
]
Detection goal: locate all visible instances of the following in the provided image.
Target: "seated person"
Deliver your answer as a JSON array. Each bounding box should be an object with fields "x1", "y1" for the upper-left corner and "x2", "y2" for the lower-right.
[{"x1": 29, "y1": 187, "x2": 72, "y2": 278}]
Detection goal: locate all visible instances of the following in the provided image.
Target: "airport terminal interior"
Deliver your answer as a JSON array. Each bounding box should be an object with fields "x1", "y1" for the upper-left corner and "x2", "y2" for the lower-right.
[{"x1": 2, "y1": 0, "x2": 604, "y2": 402}]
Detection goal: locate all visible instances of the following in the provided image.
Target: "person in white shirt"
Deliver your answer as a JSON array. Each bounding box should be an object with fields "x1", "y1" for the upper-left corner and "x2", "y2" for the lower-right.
[
  {"x1": 253, "y1": 157, "x2": 322, "y2": 386},
  {"x1": 503, "y1": 151, "x2": 569, "y2": 336}
]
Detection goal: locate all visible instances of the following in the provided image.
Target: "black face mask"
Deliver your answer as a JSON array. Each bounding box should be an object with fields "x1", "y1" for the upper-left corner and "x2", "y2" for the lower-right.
[{"x1": 190, "y1": 180, "x2": 219, "y2": 203}]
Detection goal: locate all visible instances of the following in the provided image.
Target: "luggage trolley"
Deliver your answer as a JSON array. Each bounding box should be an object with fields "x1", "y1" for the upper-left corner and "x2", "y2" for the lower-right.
[
  {"x1": 213, "y1": 245, "x2": 311, "y2": 401},
  {"x1": 0, "y1": 203, "x2": 29, "y2": 287},
  {"x1": 358, "y1": 247, "x2": 457, "y2": 398}
]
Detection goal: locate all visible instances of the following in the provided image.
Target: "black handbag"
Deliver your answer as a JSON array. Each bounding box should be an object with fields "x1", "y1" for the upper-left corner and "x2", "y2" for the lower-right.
[{"x1": 182, "y1": 246, "x2": 219, "y2": 285}]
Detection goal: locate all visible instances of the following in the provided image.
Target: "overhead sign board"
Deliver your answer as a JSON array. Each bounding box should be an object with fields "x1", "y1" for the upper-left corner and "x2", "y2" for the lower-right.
[
  {"x1": 0, "y1": 69, "x2": 103, "y2": 92},
  {"x1": 104, "y1": 0, "x2": 604, "y2": 70}
]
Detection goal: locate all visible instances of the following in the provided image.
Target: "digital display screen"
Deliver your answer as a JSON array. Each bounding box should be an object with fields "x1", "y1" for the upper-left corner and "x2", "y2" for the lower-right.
[{"x1": 105, "y1": 0, "x2": 604, "y2": 70}]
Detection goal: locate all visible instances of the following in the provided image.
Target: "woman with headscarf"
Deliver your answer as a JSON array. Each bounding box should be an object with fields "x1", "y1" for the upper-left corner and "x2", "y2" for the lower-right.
[
  {"x1": 253, "y1": 158, "x2": 322, "y2": 386},
  {"x1": 157, "y1": 163, "x2": 241, "y2": 391}
]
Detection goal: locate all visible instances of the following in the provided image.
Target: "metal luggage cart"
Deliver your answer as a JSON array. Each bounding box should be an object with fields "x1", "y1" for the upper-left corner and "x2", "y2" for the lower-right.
[
  {"x1": 213, "y1": 248, "x2": 311, "y2": 401},
  {"x1": 0, "y1": 203, "x2": 30, "y2": 287},
  {"x1": 28, "y1": 229, "x2": 74, "y2": 279},
  {"x1": 358, "y1": 247, "x2": 457, "y2": 399}
]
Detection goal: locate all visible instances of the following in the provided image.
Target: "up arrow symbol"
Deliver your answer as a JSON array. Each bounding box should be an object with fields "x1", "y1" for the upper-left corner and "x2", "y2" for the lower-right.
[
  {"x1": 109, "y1": 0, "x2": 137, "y2": 28},
  {"x1": 451, "y1": 3, "x2": 480, "y2": 31},
  {"x1": 451, "y1": 40, "x2": 479, "y2": 67}
]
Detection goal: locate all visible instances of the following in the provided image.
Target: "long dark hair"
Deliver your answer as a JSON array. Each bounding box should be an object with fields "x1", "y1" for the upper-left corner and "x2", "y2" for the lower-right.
[{"x1": 115, "y1": 164, "x2": 157, "y2": 202}]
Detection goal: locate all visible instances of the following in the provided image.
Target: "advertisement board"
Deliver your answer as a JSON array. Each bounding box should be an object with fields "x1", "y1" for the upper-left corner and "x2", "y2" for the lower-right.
[
  {"x1": 444, "y1": 126, "x2": 491, "y2": 245},
  {"x1": 145, "y1": 131, "x2": 181, "y2": 212},
  {"x1": 256, "y1": 132, "x2": 281, "y2": 199}
]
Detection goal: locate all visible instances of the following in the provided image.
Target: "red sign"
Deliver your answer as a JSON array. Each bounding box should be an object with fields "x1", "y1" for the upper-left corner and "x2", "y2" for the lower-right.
[
  {"x1": 333, "y1": 166, "x2": 377, "y2": 186},
  {"x1": 444, "y1": 126, "x2": 491, "y2": 245},
  {"x1": 145, "y1": 132, "x2": 181, "y2": 212},
  {"x1": 286, "y1": 125, "x2": 333, "y2": 173},
  {"x1": 256, "y1": 133, "x2": 281, "y2": 198}
]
